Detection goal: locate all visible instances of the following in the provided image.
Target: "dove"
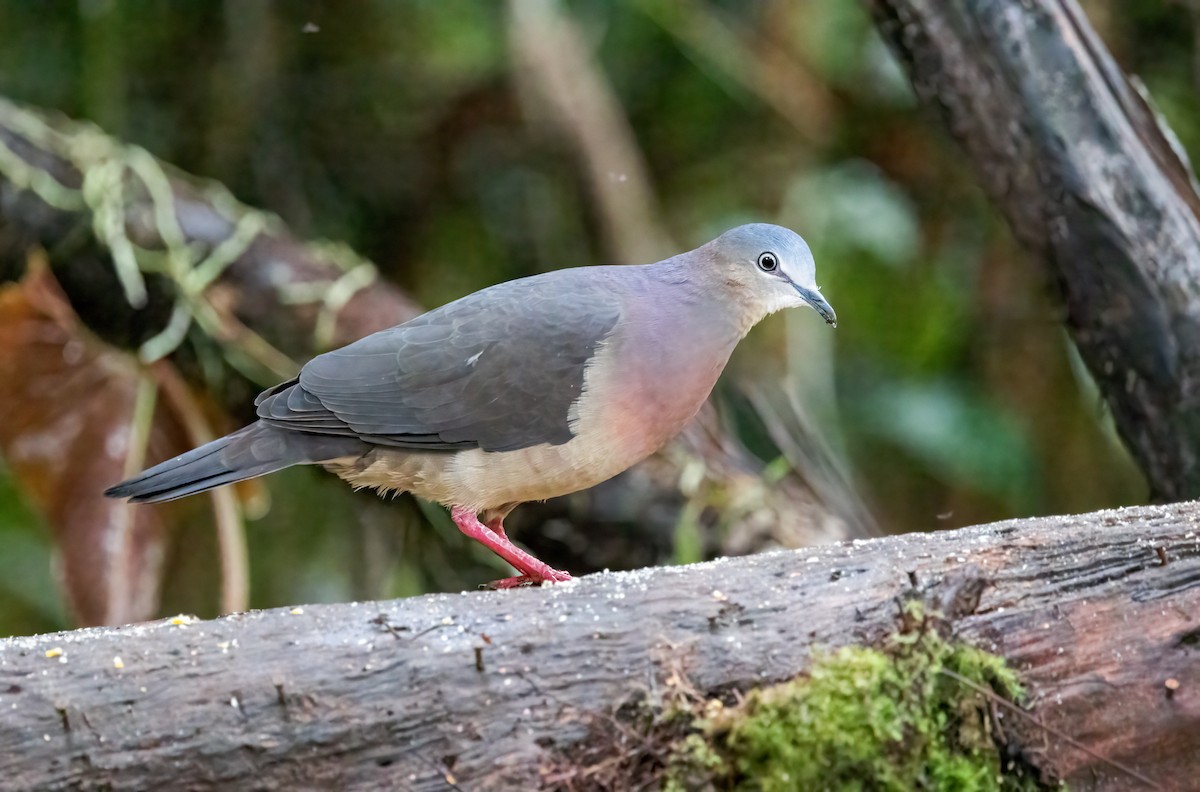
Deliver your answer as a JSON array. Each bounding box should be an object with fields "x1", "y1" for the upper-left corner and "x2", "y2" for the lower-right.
[{"x1": 106, "y1": 224, "x2": 835, "y2": 588}]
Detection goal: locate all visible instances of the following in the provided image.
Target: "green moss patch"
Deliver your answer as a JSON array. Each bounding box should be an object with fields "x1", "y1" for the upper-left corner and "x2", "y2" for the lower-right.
[
  {"x1": 666, "y1": 612, "x2": 1045, "y2": 791},
  {"x1": 542, "y1": 605, "x2": 1052, "y2": 791}
]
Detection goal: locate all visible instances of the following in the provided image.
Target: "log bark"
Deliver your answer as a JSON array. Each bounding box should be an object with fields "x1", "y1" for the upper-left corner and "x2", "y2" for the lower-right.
[
  {"x1": 866, "y1": 0, "x2": 1200, "y2": 501},
  {"x1": 0, "y1": 503, "x2": 1196, "y2": 790}
]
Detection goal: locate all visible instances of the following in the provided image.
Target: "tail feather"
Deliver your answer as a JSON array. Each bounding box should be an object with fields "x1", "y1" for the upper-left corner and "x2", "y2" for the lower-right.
[{"x1": 105, "y1": 421, "x2": 365, "y2": 504}]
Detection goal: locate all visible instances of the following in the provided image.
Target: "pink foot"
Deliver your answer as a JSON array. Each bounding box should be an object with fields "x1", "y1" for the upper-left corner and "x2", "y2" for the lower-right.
[
  {"x1": 485, "y1": 570, "x2": 573, "y2": 590},
  {"x1": 450, "y1": 506, "x2": 573, "y2": 588}
]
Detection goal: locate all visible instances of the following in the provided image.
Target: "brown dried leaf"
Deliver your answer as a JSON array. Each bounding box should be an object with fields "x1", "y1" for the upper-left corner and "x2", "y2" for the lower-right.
[{"x1": 0, "y1": 262, "x2": 191, "y2": 626}]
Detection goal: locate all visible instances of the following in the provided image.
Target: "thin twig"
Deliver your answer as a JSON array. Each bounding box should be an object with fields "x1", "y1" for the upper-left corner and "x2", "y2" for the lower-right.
[
  {"x1": 938, "y1": 668, "x2": 1164, "y2": 790},
  {"x1": 152, "y1": 362, "x2": 249, "y2": 615},
  {"x1": 507, "y1": 0, "x2": 671, "y2": 264}
]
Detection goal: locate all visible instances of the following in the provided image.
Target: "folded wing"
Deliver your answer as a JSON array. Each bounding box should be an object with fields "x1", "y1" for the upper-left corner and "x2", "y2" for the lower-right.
[{"x1": 255, "y1": 273, "x2": 623, "y2": 453}]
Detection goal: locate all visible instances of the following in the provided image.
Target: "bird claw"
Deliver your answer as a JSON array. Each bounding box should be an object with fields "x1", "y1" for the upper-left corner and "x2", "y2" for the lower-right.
[
  {"x1": 483, "y1": 576, "x2": 537, "y2": 590},
  {"x1": 484, "y1": 569, "x2": 573, "y2": 590}
]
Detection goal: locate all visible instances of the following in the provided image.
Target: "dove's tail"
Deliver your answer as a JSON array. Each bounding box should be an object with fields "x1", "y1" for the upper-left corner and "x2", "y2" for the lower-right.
[{"x1": 104, "y1": 421, "x2": 363, "y2": 503}]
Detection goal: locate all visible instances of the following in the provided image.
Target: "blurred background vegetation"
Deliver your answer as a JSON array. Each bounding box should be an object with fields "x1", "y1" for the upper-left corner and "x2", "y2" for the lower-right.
[{"x1": 0, "y1": 0, "x2": 1183, "y2": 637}]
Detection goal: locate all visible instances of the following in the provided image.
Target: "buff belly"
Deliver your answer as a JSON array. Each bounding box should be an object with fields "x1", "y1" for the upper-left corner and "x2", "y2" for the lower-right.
[
  {"x1": 324, "y1": 327, "x2": 728, "y2": 513},
  {"x1": 326, "y1": 431, "x2": 654, "y2": 513}
]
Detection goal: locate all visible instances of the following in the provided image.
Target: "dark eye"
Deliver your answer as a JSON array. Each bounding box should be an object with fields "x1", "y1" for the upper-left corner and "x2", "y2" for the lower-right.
[{"x1": 757, "y1": 252, "x2": 779, "y2": 272}]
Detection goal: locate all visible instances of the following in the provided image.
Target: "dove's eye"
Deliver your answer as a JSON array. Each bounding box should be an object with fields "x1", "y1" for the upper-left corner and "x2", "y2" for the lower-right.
[{"x1": 757, "y1": 252, "x2": 779, "y2": 272}]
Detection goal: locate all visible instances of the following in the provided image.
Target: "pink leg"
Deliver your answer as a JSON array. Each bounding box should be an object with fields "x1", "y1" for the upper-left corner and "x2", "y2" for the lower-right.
[
  {"x1": 450, "y1": 506, "x2": 572, "y2": 588},
  {"x1": 484, "y1": 516, "x2": 508, "y2": 540}
]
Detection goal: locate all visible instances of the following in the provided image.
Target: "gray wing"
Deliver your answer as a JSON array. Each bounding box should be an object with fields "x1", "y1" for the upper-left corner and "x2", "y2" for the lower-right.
[{"x1": 255, "y1": 271, "x2": 624, "y2": 453}]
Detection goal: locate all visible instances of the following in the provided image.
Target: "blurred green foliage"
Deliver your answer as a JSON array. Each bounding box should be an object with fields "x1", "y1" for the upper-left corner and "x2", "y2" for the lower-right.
[
  {"x1": 0, "y1": 0, "x2": 1177, "y2": 636},
  {"x1": 0, "y1": 461, "x2": 67, "y2": 634}
]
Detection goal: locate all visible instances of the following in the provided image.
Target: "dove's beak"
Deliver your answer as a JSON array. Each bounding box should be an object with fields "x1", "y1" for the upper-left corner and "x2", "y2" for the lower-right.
[{"x1": 794, "y1": 285, "x2": 837, "y2": 327}]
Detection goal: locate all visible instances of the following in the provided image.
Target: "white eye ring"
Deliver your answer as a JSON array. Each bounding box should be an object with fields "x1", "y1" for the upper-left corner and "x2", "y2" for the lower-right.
[{"x1": 757, "y1": 252, "x2": 779, "y2": 272}]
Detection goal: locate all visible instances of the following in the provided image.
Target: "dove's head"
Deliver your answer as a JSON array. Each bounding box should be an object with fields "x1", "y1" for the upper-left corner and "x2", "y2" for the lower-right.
[{"x1": 702, "y1": 223, "x2": 836, "y2": 328}]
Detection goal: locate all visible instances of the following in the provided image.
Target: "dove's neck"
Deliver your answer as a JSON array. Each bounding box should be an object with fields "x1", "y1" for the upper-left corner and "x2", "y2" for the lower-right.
[
  {"x1": 651, "y1": 254, "x2": 766, "y2": 339},
  {"x1": 601, "y1": 262, "x2": 752, "y2": 433}
]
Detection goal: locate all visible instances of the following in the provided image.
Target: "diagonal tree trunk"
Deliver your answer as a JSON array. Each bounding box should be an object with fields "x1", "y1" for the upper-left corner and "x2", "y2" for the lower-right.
[{"x1": 866, "y1": 0, "x2": 1200, "y2": 500}]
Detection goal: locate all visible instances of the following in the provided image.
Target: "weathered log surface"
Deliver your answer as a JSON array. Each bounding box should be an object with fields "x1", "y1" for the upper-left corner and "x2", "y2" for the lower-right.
[
  {"x1": 0, "y1": 503, "x2": 1196, "y2": 790},
  {"x1": 867, "y1": 0, "x2": 1200, "y2": 501}
]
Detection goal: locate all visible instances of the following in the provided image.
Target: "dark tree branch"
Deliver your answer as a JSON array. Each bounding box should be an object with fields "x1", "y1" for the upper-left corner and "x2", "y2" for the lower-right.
[
  {"x1": 866, "y1": 0, "x2": 1200, "y2": 500},
  {"x1": 0, "y1": 504, "x2": 1196, "y2": 790},
  {"x1": 0, "y1": 96, "x2": 425, "y2": 367}
]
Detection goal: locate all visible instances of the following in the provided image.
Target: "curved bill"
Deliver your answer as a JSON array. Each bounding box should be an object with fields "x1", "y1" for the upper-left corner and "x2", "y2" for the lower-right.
[{"x1": 794, "y1": 285, "x2": 837, "y2": 327}]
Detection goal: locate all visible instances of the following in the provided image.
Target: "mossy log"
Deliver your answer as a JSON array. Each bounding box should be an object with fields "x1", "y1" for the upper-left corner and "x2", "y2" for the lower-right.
[
  {"x1": 0, "y1": 96, "x2": 423, "y2": 370},
  {"x1": 0, "y1": 503, "x2": 1196, "y2": 790}
]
